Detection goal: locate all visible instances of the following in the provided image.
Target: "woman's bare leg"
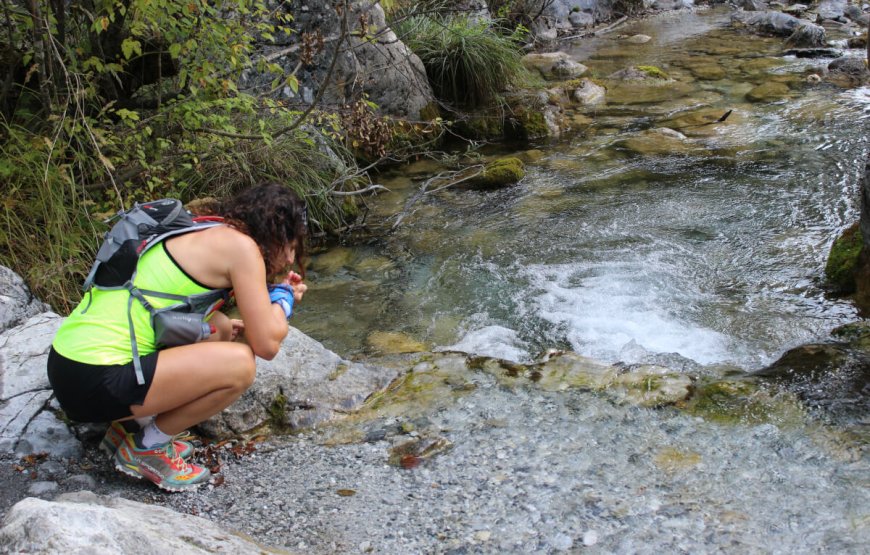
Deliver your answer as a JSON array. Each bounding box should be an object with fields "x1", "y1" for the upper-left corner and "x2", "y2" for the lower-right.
[{"x1": 129, "y1": 341, "x2": 256, "y2": 435}]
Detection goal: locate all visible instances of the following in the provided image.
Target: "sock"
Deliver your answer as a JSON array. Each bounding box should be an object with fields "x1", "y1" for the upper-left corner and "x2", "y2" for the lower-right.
[
  {"x1": 135, "y1": 421, "x2": 172, "y2": 449},
  {"x1": 134, "y1": 416, "x2": 154, "y2": 428}
]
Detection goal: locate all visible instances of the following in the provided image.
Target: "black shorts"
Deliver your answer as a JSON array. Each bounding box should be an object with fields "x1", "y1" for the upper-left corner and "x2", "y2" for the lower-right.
[{"x1": 46, "y1": 347, "x2": 159, "y2": 423}]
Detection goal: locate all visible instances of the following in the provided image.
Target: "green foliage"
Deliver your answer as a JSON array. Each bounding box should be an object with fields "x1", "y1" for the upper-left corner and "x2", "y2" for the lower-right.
[
  {"x1": 0, "y1": 0, "x2": 364, "y2": 312},
  {"x1": 394, "y1": 14, "x2": 528, "y2": 108}
]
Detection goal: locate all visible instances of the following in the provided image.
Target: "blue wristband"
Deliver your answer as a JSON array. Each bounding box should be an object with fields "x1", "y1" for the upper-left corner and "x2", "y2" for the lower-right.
[{"x1": 268, "y1": 285, "x2": 295, "y2": 319}]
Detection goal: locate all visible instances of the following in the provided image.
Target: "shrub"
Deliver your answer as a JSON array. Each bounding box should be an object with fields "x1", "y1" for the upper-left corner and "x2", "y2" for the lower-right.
[{"x1": 394, "y1": 15, "x2": 528, "y2": 108}]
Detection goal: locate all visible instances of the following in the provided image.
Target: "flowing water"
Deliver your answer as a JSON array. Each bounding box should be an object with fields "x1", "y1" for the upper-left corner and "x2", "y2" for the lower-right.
[
  {"x1": 296, "y1": 9, "x2": 869, "y2": 374},
  {"x1": 202, "y1": 8, "x2": 870, "y2": 553}
]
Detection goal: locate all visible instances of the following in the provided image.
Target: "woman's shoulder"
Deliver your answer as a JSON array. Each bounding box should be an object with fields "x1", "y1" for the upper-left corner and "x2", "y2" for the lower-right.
[{"x1": 194, "y1": 224, "x2": 259, "y2": 252}]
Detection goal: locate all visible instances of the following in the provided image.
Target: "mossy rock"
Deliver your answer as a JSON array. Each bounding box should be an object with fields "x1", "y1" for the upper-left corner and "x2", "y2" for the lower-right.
[
  {"x1": 455, "y1": 115, "x2": 505, "y2": 140},
  {"x1": 507, "y1": 108, "x2": 550, "y2": 141},
  {"x1": 636, "y1": 65, "x2": 670, "y2": 80},
  {"x1": 745, "y1": 82, "x2": 791, "y2": 102},
  {"x1": 824, "y1": 222, "x2": 862, "y2": 294},
  {"x1": 678, "y1": 378, "x2": 804, "y2": 426},
  {"x1": 466, "y1": 157, "x2": 526, "y2": 189},
  {"x1": 367, "y1": 331, "x2": 428, "y2": 354}
]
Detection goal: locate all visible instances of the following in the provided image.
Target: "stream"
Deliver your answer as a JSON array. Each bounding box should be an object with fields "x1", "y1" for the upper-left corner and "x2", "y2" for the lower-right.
[
  {"x1": 295, "y1": 8, "x2": 868, "y2": 374},
  {"x1": 233, "y1": 7, "x2": 870, "y2": 553}
]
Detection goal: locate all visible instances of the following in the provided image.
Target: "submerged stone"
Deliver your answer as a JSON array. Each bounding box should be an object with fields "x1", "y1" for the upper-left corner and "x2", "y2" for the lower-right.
[
  {"x1": 678, "y1": 378, "x2": 805, "y2": 426},
  {"x1": 619, "y1": 128, "x2": 696, "y2": 156},
  {"x1": 310, "y1": 247, "x2": 355, "y2": 274},
  {"x1": 745, "y1": 81, "x2": 791, "y2": 102},
  {"x1": 367, "y1": 331, "x2": 428, "y2": 354}
]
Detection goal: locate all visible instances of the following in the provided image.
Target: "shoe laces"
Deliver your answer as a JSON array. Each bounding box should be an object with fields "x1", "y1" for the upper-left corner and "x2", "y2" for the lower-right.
[{"x1": 164, "y1": 434, "x2": 191, "y2": 472}]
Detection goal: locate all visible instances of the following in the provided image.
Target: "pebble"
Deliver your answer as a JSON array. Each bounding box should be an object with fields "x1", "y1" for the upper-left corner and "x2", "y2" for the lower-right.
[
  {"x1": 583, "y1": 530, "x2": 599, "y2": 546},
  {"x1": 551, "y1": 533, "x2": 573, "y2": 551},
  {"x1": 27, "y1": 481, "x2": 59, "y2": 495}
]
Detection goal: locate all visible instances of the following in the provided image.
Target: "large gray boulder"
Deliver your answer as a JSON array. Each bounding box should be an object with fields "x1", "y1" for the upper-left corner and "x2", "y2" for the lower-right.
[
  {"x1": 241, "y1": 0, "x2": 435, "y2": 119},
  {"x1": 199, "y1": 326, "x2": 397, "y2": 437},
  {"x1": 815, "y1": 0, "x2": 847, "y2": 22},
  {"x1": 0, "y1": 272, "x2": 70, "y2": 457},
  {"x1": 0, "y1": 266, "x2": 49, "y2": 334},
  {"x1": 732, "y1": 10, "x2": 827, "y2": 47},
  {"x1": 0, "y1": 491, "x2": 280, "y2": 553}
]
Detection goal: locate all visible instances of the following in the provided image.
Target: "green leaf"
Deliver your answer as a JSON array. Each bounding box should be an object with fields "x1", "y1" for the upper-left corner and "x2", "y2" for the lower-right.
[
  {"x1": 286, "y1": 75, "x2": 299, "y2": 94},
  {"x1": 121, "y1": 38, "x2": 142, "y2": 60},
  {"x1": 168, "y1": 43, "x2": 182, "y2": 59}
]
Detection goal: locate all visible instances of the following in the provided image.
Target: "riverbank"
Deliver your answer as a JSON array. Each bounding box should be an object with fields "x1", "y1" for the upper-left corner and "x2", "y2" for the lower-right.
[{"x1": 2, "y1": 4, "x2": 870, "y2": 553}]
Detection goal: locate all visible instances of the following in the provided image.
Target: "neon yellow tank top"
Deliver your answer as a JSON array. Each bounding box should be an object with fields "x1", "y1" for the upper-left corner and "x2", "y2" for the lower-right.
[{"x1": 53, "y1": 241, "x2": 215, "y2": 365}]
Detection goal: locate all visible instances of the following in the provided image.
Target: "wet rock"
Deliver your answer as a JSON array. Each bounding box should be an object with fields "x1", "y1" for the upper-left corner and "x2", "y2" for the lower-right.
[
  {"x1": 310, "y1": 246, "x2": 355, "y2": 274},
  {"x1": 783, "y1": 47, "x2": 843, "y2": 58},
  {"x1": 736, "y1": 0, "x2": 768, "y2": 11},
  {"x1": 604, "y1": 80, "x2": 694, "y2": 105},
  {"x1": 753, "y1": 340, "x2": 870, "y2": 426},
  {"x1": 464, "y1": 158, "x2": 526, "y2": 189},
  {"x1": 745, "y1": 81, "x2": 791, "y2": 102},
  {"x1": 846, "y1": 35, "x2": 867, "y2": 49},
  {"x1": 824, "y1": 221, "x2": 862, "y2": 294},
  {"x1": 825, "y1": 57, "x2": 870, "y2": 87},
  {"x1": 784, "y1": 23, "x2": 828, "y2": 48},
  {"x1": 815, "y1": 0, "x2": 847, "y2": 22},
  {"x1": 522, "y1": 52, "x2": 587, "y2": 80},
  {"x1": 625, "y1": 34, "x2": 652, "y2": 44},
  {"x1": 732, "y1": 11, "x2": 799, "y2": 35},
  {"x1": 200, "y1": 327, "x2": 397, "y2": 437},
  {"x1": 613, "y1": 366, "x2": 693, "y2": 407},
  {"x1": 619, "y1": 128, "x2": 696, "y2": 156},
  {"x1": 609, "y1": 65, "x2": 670, "y2": 81},
  {"x1": 782, "y1": 4, "x2": 809, "y2": 17},
  {"x1": 552, "y1": 58, "x2": 588, "y2": 79},
  {"x1": 653, "y1": 447, "x2": 702, "y2": 472},
  {"x1": 0, "y1": 266, "x2": 50, "y2": 334},
  {"x1": 678, "y1": 378, "x2": 805, "y2": 425},
  {"x1": 0, "y1": 491, "x2": 280, "y2": 552},
  {"x1": 366, "y1": 331, "x2": 427, "y2": 355},
  {"x1": 569, "y1": 78, "x2": 606, "y2": 105}
]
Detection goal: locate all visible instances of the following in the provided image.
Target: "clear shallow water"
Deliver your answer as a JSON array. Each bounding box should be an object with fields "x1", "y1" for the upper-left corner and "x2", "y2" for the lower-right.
[{"x1": 295, "y1": 9, "x2": 869, "y2": 371}]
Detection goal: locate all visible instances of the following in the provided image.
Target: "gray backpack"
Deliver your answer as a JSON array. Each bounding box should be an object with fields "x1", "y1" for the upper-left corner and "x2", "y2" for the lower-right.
[{"x1": 83, "y1": 199, "x2": 228, "y2": 384}]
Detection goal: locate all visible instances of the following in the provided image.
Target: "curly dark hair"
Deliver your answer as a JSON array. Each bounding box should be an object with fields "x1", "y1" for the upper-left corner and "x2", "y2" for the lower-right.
[{"x1": 219, "y1": 183, "x2": 308, "y2": 278}]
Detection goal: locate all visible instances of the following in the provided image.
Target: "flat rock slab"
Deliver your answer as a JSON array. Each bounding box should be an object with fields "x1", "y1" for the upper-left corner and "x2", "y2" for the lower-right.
[
  {"x1": 0, "y1": 313, "x2": 60, "y2": 401},
  {"x1": 0, "y1": 491, "x2": 280, "y2": 553}
]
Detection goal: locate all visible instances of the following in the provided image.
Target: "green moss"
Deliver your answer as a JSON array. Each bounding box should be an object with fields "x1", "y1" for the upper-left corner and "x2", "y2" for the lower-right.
[
  {"x1": 508, "y1": 109, "x2": 549, "y2": 141},
  {"x1": 419, "y1": 101, "x2": 441, "y2": 121},
  {"x1": 680, "y1": 379, "x2": 803, "y2": 426},
  {"x1": 471, "y1": 157, "x2": 525, "y2": 189},
  {"x1": 268, "y1": 392, "x2": 288, "y2": 428},
  {"x1": 825, "y1": 222, "x2": 863, "y2": 293},
  {"x1": 459, "y1": 115, "x2": 505, "y2": 140},
  {"x1": 636, "y1": 65, "x2": 670, "y2": 80}
]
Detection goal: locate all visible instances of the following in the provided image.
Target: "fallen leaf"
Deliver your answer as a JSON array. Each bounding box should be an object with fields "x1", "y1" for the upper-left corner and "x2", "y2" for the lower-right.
[{"x1": 337, "y1": 489, "x2": 356, "y2": 497}]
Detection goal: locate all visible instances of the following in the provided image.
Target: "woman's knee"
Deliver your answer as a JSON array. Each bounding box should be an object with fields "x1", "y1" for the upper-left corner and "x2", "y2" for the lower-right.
[{"x1": 225, "y1": 344, "x2": 256, "y2": 390}]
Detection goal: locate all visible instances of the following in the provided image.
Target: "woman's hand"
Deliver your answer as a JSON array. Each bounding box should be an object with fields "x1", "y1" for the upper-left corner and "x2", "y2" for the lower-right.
[
  {"x1": 281, "y1": 271, "x2": 308, "y2": 303},
  {"x1": 230, "y1": 319, "x2": 245, "y2": 341}
]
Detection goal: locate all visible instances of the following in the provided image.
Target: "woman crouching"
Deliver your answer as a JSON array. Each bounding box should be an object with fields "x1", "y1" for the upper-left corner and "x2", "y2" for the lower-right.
[{"x1": 47, "y1": 183, "x2": 308, "y2": 491}]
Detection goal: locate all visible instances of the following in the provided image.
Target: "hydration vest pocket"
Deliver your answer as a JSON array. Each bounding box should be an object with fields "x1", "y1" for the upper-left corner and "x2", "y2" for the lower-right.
[{"x1": 152, "y1": 310, "x2": 212, "y2": 347}]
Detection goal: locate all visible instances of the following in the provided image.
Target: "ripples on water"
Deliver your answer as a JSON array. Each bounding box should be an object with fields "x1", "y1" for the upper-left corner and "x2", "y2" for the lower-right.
[{"x1": 296, "y1": 10, "x2": 869, "y2": 372}]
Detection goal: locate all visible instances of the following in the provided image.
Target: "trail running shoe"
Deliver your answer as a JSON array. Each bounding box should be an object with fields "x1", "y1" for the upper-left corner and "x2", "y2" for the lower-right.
[
  {"x1": 114, "y1": 434, "x2": 210, "y2": 492},
  {"x1": 100, "y1": 420, "x2": 194, "y2": 459}
]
